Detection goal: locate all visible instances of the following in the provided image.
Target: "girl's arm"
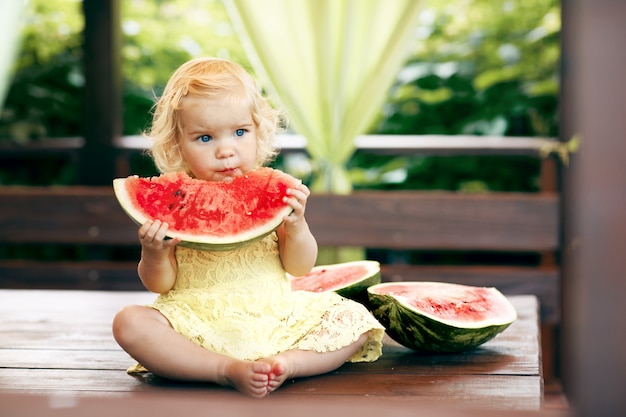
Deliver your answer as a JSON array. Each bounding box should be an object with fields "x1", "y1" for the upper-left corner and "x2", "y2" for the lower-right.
[
  {"x1": 277, "y1": 183, "x2": 318, "y2": 276},
  {"x1": 136, "y1": 219, "x2": 181, "y2": 293}
]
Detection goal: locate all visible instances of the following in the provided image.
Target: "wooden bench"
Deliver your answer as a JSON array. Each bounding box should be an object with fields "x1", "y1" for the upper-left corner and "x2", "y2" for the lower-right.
[
  {"x1": 0, "y1": 181, "x2": 559, "y2": 320},
  {"x1": 0, "y1": 134, "x2": 562, "y2": 385}
]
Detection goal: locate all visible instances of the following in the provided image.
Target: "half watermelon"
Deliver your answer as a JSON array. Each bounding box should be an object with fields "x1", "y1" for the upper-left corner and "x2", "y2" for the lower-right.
[
  {"x1": 113, "y1": 168, "x2": 299, "y2": 251},
  {"x1": 289, "y1": 260, "x2": 381, "y2": 304},
  {"x1": 368, "y1": 281, "x2": 517, "y2": 353}
]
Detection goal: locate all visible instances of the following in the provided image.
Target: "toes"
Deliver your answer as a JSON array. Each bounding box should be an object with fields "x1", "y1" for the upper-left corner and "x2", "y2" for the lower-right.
[
  {"x1": 251, "y1": 360, "x2": 272, "y2": 375},
  {"x1": 271, "y1": 362, "x2": 286, "y2": 376},
  {"x1": 249, "y1": 387, "x2": 269, "y2": 399}
]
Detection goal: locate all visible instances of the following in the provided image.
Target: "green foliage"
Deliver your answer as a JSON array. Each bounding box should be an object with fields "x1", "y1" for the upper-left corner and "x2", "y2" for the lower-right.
[
  {"x1": 376, "y1": 0, "x2": 560, "y2": 138},
  {"x1": 0, "y1": 0, "x2": 247, "y2": 140},
  {"x1": 121, "y1": 0, "x2": 249, "y2": 89},
  {"x1": 120, "y1": 0, "x2": 249, "y2": 135},
  {"x1": 0, "y1": 0, "x2": 559, "y2": 191},
  {"x1": 0, "y1": 0, "x2": 83, "y2": 142},
  {"x1": 345, "y1": 153, "x2": 540, "y2": 192},
  {"x1": 352, "y1": 0, "x2": 560, "y2": 191}
]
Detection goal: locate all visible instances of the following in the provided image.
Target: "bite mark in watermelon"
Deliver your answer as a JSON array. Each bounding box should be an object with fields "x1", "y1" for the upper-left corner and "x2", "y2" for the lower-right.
[
  {"x1": 289, "y1": 260, "x2": 381, "y2": 305},
  {"x1": 113, "y1": 168, "x2": 299, "y2": 250},
  {"x1": 368, "y1": 281, "x2": 517, "y2": 353}
]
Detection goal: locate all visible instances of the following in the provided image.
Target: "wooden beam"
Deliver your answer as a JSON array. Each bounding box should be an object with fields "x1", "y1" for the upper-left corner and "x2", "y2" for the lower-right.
[
  {"x1": 562, "y1": 0, "x2": 626, "y2": 414},
  {"x1": 79, "y1": 0, "x2": 122, "y2": 185},
  {"x1": 307, "y1": 191, "x2": 559, "y2": 251}
]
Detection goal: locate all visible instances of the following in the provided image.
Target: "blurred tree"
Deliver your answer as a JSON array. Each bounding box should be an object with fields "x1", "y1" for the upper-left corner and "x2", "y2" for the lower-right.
[
  {"x1": 120, "y1": 0, "x2": 249, "y2": 135},
  {"x1": 0, "y1": 0, "x2": 246, "y2": 141},
  {"x1": 0, "y1": 0, "x2": 83, "y2": 142},
  {"x1": 349, "y1": 0, "x2": 560, "y2": 192},
  {"x1": 376, "y1": 0, "x2": 560, "y2": 138},
  {"x1": 0, "y1": 0, "x2": 559, "y2": 191}
]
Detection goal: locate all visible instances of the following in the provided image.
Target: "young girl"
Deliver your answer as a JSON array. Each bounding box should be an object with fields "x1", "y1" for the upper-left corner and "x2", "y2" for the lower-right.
[{"x1": 112, "y1": 57, "x2": 384, "y2": 398}]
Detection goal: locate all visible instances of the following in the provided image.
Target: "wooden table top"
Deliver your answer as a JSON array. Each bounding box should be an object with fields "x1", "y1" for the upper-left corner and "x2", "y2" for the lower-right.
[{"x1": 0, "y1": 290, "x2": 543, "y2": 412}]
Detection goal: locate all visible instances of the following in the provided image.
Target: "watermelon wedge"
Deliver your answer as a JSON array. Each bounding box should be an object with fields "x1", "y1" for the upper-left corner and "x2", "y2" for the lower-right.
[
  {"x1": 289, "y1": 260, "x2": 381, "y2": 304},
  {"x1": 368, "y1": 281, "x2": 517, "y2": 353},
  {"x1": 113, "y1": 168, "x2": 299, "y2": 250}
]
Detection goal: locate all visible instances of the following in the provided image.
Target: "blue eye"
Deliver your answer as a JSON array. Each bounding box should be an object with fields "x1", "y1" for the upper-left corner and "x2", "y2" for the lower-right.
[
  {"x1": 235, "y1": 129, "x2": 245, "y2": 137},
  {"x1": 197, "y1": 134, "x2": 212, "y2": 143}
]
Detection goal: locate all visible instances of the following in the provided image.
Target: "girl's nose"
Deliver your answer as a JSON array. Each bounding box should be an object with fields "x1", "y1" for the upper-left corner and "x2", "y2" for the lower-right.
[{"x1": 216, "y1": 139, "x2": 235, "y2": 159}]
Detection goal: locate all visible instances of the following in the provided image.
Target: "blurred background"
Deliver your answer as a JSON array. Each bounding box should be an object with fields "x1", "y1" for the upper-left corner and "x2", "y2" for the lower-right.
[{"x1": 0, "y1": 0, "x2": 559, "y2": 191}]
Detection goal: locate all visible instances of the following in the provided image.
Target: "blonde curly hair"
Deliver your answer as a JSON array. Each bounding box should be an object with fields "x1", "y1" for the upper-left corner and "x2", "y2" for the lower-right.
[{"x1": 147, "y1": 57, "x2": 283, "y2": 174}]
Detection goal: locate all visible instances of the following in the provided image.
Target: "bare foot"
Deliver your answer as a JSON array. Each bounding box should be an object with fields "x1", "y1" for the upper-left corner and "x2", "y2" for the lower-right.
[
  {"x1": 221, "y1": 359, "x2": 273, "y2": 398},
  {"x1": 261, "y1": 355, "x2": 292, "y2": 393}
]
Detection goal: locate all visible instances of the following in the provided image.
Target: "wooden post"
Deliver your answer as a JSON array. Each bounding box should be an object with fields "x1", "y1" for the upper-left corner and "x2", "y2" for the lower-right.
[
  {"x1": 79, "y1": 0, "x2": 122, "y2": 185},
  {"x1": 562, "y1": 0, "x2": 626, "y2": 415}
]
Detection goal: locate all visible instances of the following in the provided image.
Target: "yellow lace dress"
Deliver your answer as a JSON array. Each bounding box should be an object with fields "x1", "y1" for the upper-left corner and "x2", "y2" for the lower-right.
[{"x1": 128, "y1": 233, "x2": 384, "y2": 374}]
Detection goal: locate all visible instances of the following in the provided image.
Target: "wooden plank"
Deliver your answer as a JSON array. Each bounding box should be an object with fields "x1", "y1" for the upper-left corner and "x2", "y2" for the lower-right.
[
  {"x1": 278, "y1": 133, "x2": 560, "y2": 156},
  {"x1": 0, "y1": 349, "x2": 131, "y2": 371},
  {"x1": 0, "y1": 391, "x2": 570, "y2": 417},
  {"x1": 275, "y1": 373, "x2": 542, "y2": 407},
  {"x1": 0, "y1": 134, "x2": 557, "y2": 156},
  {"x1": 0, "y1": 368, "x2": 541, "y2": 409},
  {"x1": 0, "y1": 186, "x2": 136, "y2": 245},
  {"x1": 0, "y1": 187, "x2": 559, "y2": 250},
  {"x1": 0, "y1": 369, "x2": 155, "y2": 393},
  {"x1": 307, "y1": 191, "x2": 559, "y2": 251},
  {"x1": 0, "y1": 261, "x2": 142, "y2": 290},
  {"x1": 0, "y1": 330, "x2": 540, "y2": 378}
]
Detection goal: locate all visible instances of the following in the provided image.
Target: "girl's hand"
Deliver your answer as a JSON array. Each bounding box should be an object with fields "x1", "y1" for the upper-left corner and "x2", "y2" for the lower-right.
[
  {"x1": 282, "y1": 182, "x2": 311, "y2": 233},
  {"x1": 137, "y1": 219, "x2": 179, "y2": 293},
  {"x1": 278, "y1": 181, "x2": 318, "y2": 276},
  {"x1": 138, "y1": 219, "x2": 181, "y2": 253}
]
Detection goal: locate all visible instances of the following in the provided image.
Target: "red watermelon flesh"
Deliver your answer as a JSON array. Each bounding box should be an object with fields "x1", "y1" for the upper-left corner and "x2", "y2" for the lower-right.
[
  {"x1": 367, "y1": 281, "x2": 517, "y2": 352},
  {"x1": 113, "y1": 167, "x2": 299, "y2": 250},
  {"x1": 373, "y1": 282, "x2": 505, "y2": 325},
  {"x1": 291, "y1": 264, "x2": 371, "y2": 292},
  {"x1": 289, "y1": 260, "x2": 381, "y2": 305}
]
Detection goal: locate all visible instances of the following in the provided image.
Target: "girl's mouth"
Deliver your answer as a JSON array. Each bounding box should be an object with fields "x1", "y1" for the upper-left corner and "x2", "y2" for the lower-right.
[{"x1": 219, "y1": 167, "x2": 241, "y2": 179}]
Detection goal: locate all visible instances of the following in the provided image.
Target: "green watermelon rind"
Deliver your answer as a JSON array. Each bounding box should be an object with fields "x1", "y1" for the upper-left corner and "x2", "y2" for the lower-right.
[
  {"x1": 112, "y1": 169, "x2": 296, "y2": 251},
  {"x1": 174, "y1": 230, "x2": 281, "y2": 251},
  {"x1": 333, "y1": 260, "x2": 381, "y2": 304},
  {"x1": 367, "y1": 282, "x2": 517, "y2": 353}
]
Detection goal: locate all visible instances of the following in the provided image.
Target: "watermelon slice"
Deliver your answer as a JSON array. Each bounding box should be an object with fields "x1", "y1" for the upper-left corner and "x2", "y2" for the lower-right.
[
  {"x1": 113, "y1": 167, "x2": 299, "y2": 250},
  {"x1": 289, "y1": 260, "x2": 381, "y2": 304},
  {"x1": 367, "y1": 281, "x2": 517, "y2": 353}
]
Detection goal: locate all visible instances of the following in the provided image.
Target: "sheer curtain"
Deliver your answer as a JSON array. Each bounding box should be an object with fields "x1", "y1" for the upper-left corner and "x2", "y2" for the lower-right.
[
  {"x1": 224, "y1": 0, "x2": 422, "y2": 193},
  {"x1": 0, "y1": 2, "x2": 24, "y2": 112}
]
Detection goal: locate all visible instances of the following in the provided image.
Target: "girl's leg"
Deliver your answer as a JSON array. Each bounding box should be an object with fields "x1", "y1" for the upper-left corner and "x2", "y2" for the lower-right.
[
  {"x1": 112, "y1": 305, "x2": 272, "y2": 398},
  {"x1": 261, "y1": 332, "x2": 370, "y2": 393}
]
